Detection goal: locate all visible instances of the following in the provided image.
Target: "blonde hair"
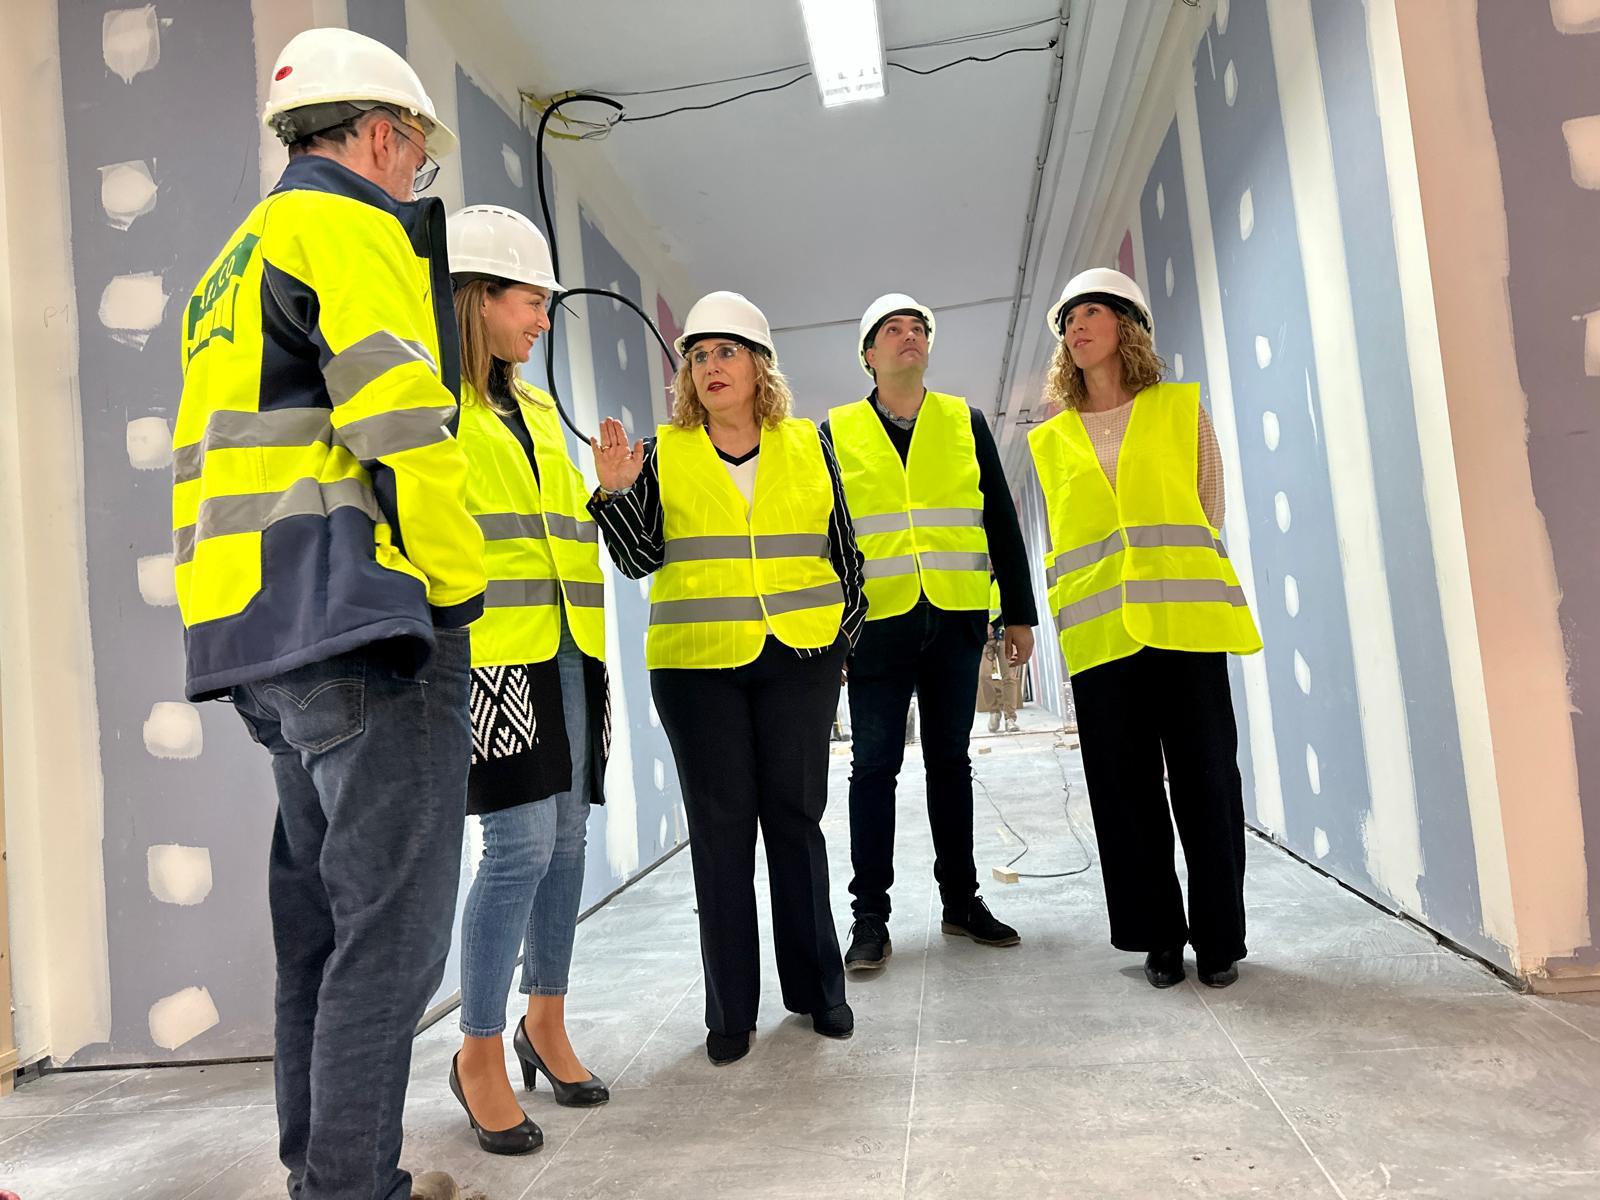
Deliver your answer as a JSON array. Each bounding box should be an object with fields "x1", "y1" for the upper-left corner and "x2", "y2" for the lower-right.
[
  {"x1": 453, "y1": 277, "x2": 550, "y2": 414},
  {"x1": 1042, "y1": 310, "x2": 1166, "y2": 412},
  {"x1": 671, "y1": 344, "x2": 794, "y2": 430}
]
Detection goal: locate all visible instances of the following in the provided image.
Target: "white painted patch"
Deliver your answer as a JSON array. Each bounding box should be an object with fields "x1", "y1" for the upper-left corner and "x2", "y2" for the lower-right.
[
  {"x1": 1262, "y1": 410, "x2": 1280, "y2": 450},
  {"x1": 648, "y1": 699, "x2": 660, "y2": 728},
  {"x1": 1254, "y1": 334, "x2": 1272, "y2": 369},
  {"x1": 1173, "y1": 352, "x2": 1184, "y2": 380},
  {"x1": 1551, "y1": 0, "x2": 1600, "y2": 33},
  {"x1": 1561, "y1": 115, "x2": 1600, "y2": 188},
  {"x1": 1304, "y1": 369, "x2": 1320, "y2": 445},
  {"x1": 1313, "y1": 827, "x2": 1330, "y2": 859},
  {"x1": 143, "y1": 701, "x2": 203, "y2": 759},
  {"x1": 657, "y1": 814, "x2": 668, "y2": 848},
  {"x1": 1305, "y1": 744, "x2": 1322, "y2": 795},
  {"x1": 501, "y1": 144, "x2": 523, "y2": 188},
  {"x1": 99, "y1": 272, "x2": 169, "y2": 348},
  {"x1": 610, "y1": 281, "x2": 622, "y2": 311},
  {"x1": 1238, "y1": 188, "x2": 1255, "y2": 241},
  {"x1": 1164, "y1": 258, "x2": 1175, "y2": 298},
  {"x1": 652, "y1": 757, "x2": 666, "y2": 791},
  {"x1": 147, "y1": 844, "x2": 212, "y2": 906},
  {"x1": 125, "y1": 416, "x2": 173, "y2": 469},
  {"x1": 1216, "y1": 0, "x2": 1231, "y2": 35},
  {"x1": 1224, "y1": 61, "x2": 1239, "y2": 107},
  {"x1": 1293, "y1": 650, "x2": 1312, "y2": 695},
  {"x1": 1584, "y1": 310, "x2": 1600, "y2": 377},
  {"x1": 136, "y1": 553, "x2": 177, "y2": 607},
  {"x1": 620, "y1": 407, "x2": 635, "y2": 434},
  {"x1": 1274, "y1": 492, "x2": 1291, "y2": 532},
  {"x1": 616, "y1": 337, "x2": 629, "y2": 372},
  {"x1": 103, "y1": 6, "x2": 161, "y2": 83},
  {"x1": 148, "y1": 985, "x2": 219, "y2": 1050},
  {"x1": 637, "y1": 576, "x2": 649, "y2": 601},
  {"x1": 1156, "y1": 182, "x2": 1165, "y2": 220},
  {"x1": 1284, "y1": 574, "x2": 1300, "y2": 618},
  {"x1": 100, "y1": 160, "x2": 157, "y2": 230}
]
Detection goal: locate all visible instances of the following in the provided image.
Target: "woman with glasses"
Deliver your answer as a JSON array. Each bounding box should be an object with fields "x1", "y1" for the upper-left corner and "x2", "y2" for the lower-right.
[{"x1": 587, "y1": 292, "x2": 866, "y2": 1066}]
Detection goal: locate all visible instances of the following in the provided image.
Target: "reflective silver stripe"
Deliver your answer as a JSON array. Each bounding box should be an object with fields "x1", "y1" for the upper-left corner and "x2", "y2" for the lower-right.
[
  {"x1": 172, "y1": 476, "x2": 379, "y2": 566},
  {"x1": 172, "y1": 409, "x2": 334, "y2": 485},
  {"x1": 324, "y1": 331, "x2": 437, "y2": 406},
  {"x1": 912, "y1": 506, "x2": 984, "y2": 528},
  {"x1": 1125, "y1": 579, "x2": 1249, "y2": 607},
  {"x1": 862, "y1": 554, "x2": 917, "y2": 579},
  {"x1": 477, "y1": 512, "x2": 546, "y2": 540},
  {"x1": 853, "y1": 512, "x2": 911, "y2": 536},
  {"x1": 1045, "y1": 560, "x2": 1058, "y2": 588},
  {"x1": 1055, "y1": 532, "x2": 1126, "y2": 579},
  {"x1": 1055, "y1": 585, "x2": 1123, "y2": 631},
  {"x1": 338, "y1": 405, "x2": 454, "y2": 461},
  {"x1": 544, "y1": 512, "x2": 600, "y2": 544},
  {"x1": 650, "y1": 596, "x2": 766, "y2": 624},
  {"x1": 485, "y1": 578, "x2": 560, "y2": 607},
  {"x1": 1125, "y1": 524, "x2": 1220, "y2": 551},
  {"x1": 763, "y1": 580, "x2": 845, "y2": 616},
  {"x1": 562, "y1": 580, "x2": 605, "y2": 608},
  {"x1": 919, "y1": 551, "x2": 989, "y2": 572},
  {"x1": 663, "y1": 533, "x2": 828, "y2": 564}
]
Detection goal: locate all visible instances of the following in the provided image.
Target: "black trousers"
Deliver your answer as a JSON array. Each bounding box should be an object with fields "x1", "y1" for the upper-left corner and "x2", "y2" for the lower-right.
[
  {"x1": 846, "y1": 602, "x2": 986, "y2": 921},
  {"x1": 1070, "y1": 647, "x2": 1248, "y2": 963},
  {"x1": 652, "y1": 636, "x2": 848, "y2": 1036}
]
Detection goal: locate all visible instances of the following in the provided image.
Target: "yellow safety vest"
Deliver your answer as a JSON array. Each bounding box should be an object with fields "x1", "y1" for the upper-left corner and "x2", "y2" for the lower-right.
[
  {"x1": 458, "y1": 381, "x2": 605, "y2": 665},
  {"x1": 828, "y1": 392, "x2": 990, "y2": 618},
  {"x1": 649, "y1": 419, "x2": 844, "y2": 670},
  {"x1": 989, "y1": 579, "x2": 1002, "y2": 623},
  {"x1": 1028, "y1": 382, "x2": 1261, "y2": 675}
]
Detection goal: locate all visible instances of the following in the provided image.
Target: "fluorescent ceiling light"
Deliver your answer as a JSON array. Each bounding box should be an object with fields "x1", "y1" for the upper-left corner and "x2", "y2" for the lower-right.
[{"x1": 798, "y1": 0, "x2": 885, "y2": 109}]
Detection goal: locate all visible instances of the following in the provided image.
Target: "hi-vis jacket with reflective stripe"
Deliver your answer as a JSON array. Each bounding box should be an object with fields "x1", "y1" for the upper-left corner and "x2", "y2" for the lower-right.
[
  {"x1": 827, "y1": 392, "x2": 991, "y2": 618},
  {"x1": 459, "y1": 381, "x2": 605, "y2": 666},
  {"x1": 174, "y1": 156, "x2": 486, "y2": 701},
  {"x1": 1027, "y1": 382, "x2": 1261, "y2": 675},
  {"x1": 649, "y1": 419, "x2": 845, "y2": 669}
]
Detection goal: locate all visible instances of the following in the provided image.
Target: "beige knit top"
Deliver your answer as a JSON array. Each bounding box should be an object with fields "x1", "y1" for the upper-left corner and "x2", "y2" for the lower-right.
[{"x1": 1077, "y1": 398, "x2": 1226, "y2": 529}]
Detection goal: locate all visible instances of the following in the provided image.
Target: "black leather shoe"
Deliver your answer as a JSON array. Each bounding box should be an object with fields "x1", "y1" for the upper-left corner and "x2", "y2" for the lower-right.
[
  {"x1": 812, "y1": 1002, "x2": 855, "y2": 1039},
  {"x1": 449, "y1": 1053, "x2": 543, "y2": 1156},
  {"x1": 706, "y1": 1029, "x2": 751, "y2": 1065},
  {"x1": 1143, "y1": 948, "x2": 1186, "y2": 988},
  {"x1": 513, "y1": 1017, "x2": 610, "y2": 1107},
  {"x1": 1197, "y1": 959, "x2": 1239, "y2": 988},
  {"x1": 845, "y1": 916, "x2": 891, "y2": 971},
  {"x1": 940, "y1": 896, "x2": 1020, "y2": 946}
]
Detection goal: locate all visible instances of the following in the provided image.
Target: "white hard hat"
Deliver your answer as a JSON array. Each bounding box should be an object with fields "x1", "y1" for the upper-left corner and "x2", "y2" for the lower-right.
[
  {"x1": 674, "y1": 291, "x2": 775, "y2": 357},
  {"x1": 1047, "y1": 268, "x2": 1153, "y2": 339},
  {"x1": 448, "y1": 205, "x2": 563, "y2": 292},
  {"x1": 263, "y1": 27, "x2": 457, "y2": 159},
  {"x1": 858, "y1": 293, "x2": 936, "y2": 376}
]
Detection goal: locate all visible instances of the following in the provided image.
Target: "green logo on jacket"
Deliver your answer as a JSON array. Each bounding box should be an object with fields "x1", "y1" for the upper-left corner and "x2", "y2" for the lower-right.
[{"x1": 184, "y1": 232, "x2": 259, "y2": 365}]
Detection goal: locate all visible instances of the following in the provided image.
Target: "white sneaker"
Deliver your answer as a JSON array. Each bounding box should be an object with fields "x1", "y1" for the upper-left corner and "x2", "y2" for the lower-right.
[
  {"x1": 1005, "y1": 717, "x2": 1019, "y2": 733},
  {"x1": 410, "y1": 1171, "x2": 461, "y2": 1200},
  {"x1": 987, "y1": 711, "x2": 1000, "y2": 733}
]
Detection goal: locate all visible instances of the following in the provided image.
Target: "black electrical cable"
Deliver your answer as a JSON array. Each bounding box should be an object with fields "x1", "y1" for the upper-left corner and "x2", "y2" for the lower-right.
[
  {"x1": 618, "y1": 72, "x2": 815, "y2": 125},
  {"x1": 887, "y1": 42, "x2": 1053, "y2": 77}
]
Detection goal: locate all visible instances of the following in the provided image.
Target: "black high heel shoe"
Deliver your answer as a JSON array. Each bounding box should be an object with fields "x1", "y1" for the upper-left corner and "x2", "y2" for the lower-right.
[
  {"x1": 449, "y1": 1052, "x2": 544, "y2": 1155},
  {"x1": 513, "y1": 1016, "x2": 611, "y2": 1107}
]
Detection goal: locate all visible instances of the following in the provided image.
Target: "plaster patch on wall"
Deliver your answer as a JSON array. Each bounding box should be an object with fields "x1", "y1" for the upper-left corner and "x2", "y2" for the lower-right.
[
  {"x1": 1254, "y1": 333, "x2": 1272, "y2": 369},
  {"x1": 1239, "y1": 188, "x2": 1255, "y2": 240},
  {"x1": 103, "y1": 6, "x2": 161, "y2": 84},
  {"x1": 648, "y1": 699, "x2": 660, "y2": 728},
  {"x1": 1156, "y1": 182, "x2": 1166, "y2": 219},
  {"x1": 653, "y1": 757, "x2": 666, "y2": 792},
  {"x1": 99, "y1": 272, "x2": 169, "y2": 348},
  {"x1": 144, "y1": 701, "x2": 203, "y2": 759},
  {"x1": 1262, "y1": 410, "x2": 1280, "y2": 450},
  {"x1": 1285, "y1": 574, "x2": 1300, "y2": 618},
  {"x1": 1294, "y1": 650, "x2": 1312, "y2": 695},
  {"x1": 1550, "y1": 0, "x2": 1600, "y2": 35},
  {"x1": 621, "y1": 406, "x2": 635, "y2": 435},
  {"x1": 1224, "y1": 61, "x2": 1239, "y2": 107},
  {"x1": 637, "y1": 577, "x2": 649, "y2": 601},
  {"x1": 1313, "y1": 827, "x2": 1330, "y2": 859},
  {"x1": 658, "y1": 815, "x2": 668, "y2": 849},
  {"x1": 500, "y1": 143, "x2": 523, "y2": 188},
  {"x1": 1173, "y1": 352, "x2": 1184, "y2": 380},
  {"x1": 1560, "y1": 114, "x2": 1600, "y2": 188},
  {"x1": 1163, "y1": 258, "x2": 1175, "y2": 297},
  {"x1": 1216, "y1": 0, "x2": 1231, "y2": 36},
  {"x1": 126, "y1": 416, "x2": 172, "y2": 469},
  {"x1": 136, "y1": 553, "x2": 178, "y2": 607},
  {"x1": 1306, "y1": 743, "x2": 1322, "y2": 795},
  {"x1": 1274, "y1": 490, "x2": 1291, "y2": 532},
  {"x1": 100, "y1": 160, "x2": 158, "y2": 229},
  {"x1": 1583, "y1": 309, "x2": 1600, "y2": 376},
  {"x1": 148, "y1": 844, "x2": 213, "y2": 905},
  {"x1": 617, "y1": 337, "x2": 629, "y2": 372},
  {"x1": 148, "y1": 986, "x2": 219, "y2": 1050}
]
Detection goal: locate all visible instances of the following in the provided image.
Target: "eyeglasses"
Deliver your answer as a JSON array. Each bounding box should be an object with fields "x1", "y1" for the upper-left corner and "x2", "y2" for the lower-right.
[
  {"x1": 689, "y1": 343, "x2": 746, "y2": 368},
  {"x1": 386, "y1": 117, "x2": 440, "y2": 193}
]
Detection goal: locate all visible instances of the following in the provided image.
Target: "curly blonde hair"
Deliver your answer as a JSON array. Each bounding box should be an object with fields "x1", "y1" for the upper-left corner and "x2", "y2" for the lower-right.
[
  {"x1": 1042, "y1": 310, "x2": 1166, "y2": 411},
  {"x1": 671, "y1": 344, "x2": 794, "y2": 430}
]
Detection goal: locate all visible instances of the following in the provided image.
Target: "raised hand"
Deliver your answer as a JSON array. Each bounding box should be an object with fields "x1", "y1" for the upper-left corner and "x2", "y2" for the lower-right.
[{"x1": 590, "y1": 416, "x2": 645, "y2": 493}]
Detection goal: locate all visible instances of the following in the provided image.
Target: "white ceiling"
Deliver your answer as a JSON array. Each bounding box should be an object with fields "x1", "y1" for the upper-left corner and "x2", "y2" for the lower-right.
[{"x1": 504, "y1": 0, "x2": 1168, "y2": 428}]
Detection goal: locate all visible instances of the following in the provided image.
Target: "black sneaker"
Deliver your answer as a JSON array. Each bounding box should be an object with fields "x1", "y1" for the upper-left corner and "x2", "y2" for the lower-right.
[
  {"x1": 812, "y1": 1002, "x2": 855, "y2": 1039},
  {"x1": 844, "y1": 916, "x2": 891, "y2": 971},
  {"x1": 940, "y1": 896, "x2": 1020, "y2": 946}
]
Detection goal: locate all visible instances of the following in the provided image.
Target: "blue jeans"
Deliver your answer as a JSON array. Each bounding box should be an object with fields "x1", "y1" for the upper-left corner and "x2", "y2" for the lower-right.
[
  {"x1": 458, "y1": 622, "x2": 591, "y2": 1037},
  {"x1": 232, "y1": 628, "x2": 471, "y2": 1200}
]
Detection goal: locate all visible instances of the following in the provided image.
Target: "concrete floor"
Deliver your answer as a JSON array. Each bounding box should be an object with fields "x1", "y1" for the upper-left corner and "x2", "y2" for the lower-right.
[{"x1": 4, "y1": 709, "x2": 1600, "y2": 1198}]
